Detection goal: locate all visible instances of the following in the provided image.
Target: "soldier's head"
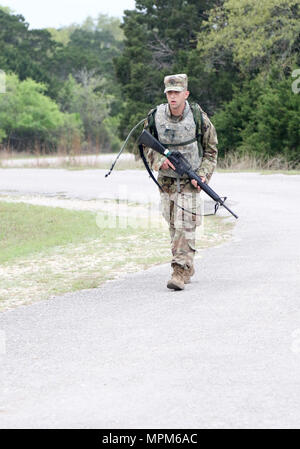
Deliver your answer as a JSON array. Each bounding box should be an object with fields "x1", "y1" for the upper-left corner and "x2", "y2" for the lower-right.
[{"x1": 164, "y1": 74, "x2": 189, "y2": 115}]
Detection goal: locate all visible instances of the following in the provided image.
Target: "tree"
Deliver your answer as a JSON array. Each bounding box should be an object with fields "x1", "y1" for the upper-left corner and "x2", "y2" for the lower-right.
[
  {"x1": 192, "y1": 0, "x2": 300, "y2": 163},
  {"x1": 0, "y1": 74, "x2": 82, "y2": 150},
  {"x1": 52, "y1": 17, "x2": 123, "y2": 82},
  {"x1": 213, "y1": 69, "x2": 300, "y2": 163},
  {"x1": 198, "y1": 0, "x2": 300, "y2": 76},
  {"x1": 52, "y1": 17, "x2": 124, "y2": 119},
  {"x1": 47, "y1": 25, "x2": 78, "y2": 46},
  {"x1": 115, "y1": 0, "x2": 220, "y2": 141},
  {"x1": 57, "y1": 71, "x2": 113, "y2": 148},
  {"x1": 82, "y1": 14, "x2": 124, "y2": 42},
  {"x1": 0, "y1": 8, "x2": 124, "y2": 152},
  {"x1": 0, "y1": 9, "x2": 60, "y2": 97},
  {"x1": 0, "y1": 5, "x2": 12, "y2": 13}
]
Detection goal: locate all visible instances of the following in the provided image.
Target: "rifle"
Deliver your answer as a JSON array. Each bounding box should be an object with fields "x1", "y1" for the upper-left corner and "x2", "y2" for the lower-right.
[{"x1": 138, "y1": 129, "x2": 238, "y2": 219}]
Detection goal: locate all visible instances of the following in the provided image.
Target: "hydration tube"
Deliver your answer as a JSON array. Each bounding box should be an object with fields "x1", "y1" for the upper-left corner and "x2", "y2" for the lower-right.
[{"x1": 105, "y1": 117, "x2": 146, "y2": 178}]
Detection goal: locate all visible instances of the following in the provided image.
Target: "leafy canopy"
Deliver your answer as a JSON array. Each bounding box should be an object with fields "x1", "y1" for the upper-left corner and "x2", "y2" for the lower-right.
[
  {"x1": 0, "y1": 74, "x2": 82, "y2": 148},
  {"x1": 199, "y1": 0, "x2": 300, "y2": 74}
]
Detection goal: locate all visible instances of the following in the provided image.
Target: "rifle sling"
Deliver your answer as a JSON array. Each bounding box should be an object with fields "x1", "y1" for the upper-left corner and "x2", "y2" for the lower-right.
[{"x1": 138, "y1": 144, "x2": 164, "y2": 193}]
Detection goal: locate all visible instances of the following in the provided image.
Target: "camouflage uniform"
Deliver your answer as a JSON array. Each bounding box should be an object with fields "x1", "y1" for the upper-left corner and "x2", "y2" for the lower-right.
[{"x1": 145, "y1": 74, "x2": 218, "y2": 274}]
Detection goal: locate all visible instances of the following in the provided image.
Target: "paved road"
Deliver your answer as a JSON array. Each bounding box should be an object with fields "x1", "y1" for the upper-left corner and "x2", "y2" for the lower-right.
[
  {"x1": 1, "y1": 171, "x2": 300, "y2": 428},
  {"x1": 0, "y1": 153, "x2": 134, "y2": 168},
  {"x1": 0, "y1": 167, "x2": 160, "y2": 203}
]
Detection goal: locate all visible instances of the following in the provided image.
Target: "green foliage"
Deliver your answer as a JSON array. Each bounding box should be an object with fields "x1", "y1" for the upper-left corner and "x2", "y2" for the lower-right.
[
  {"x1": 114, "y1": 0, "x2": 299, "y2": 163},
  {"x1": 0, "y1": 9, "x2": 60, "y2": 96},
  {"x1": 194, "y1": 0, "x2": 300, "y2": 164},
  {"x1": 0, "y1": 8, "x2": 124, "y2": 152},
  {"x1": 115, "y1": 0, "x2": 219, "y2": 139},
  {"x1": 199, "y1": 0, "x2": 300, "y2": 76},
  {"x1": 47, "y1": 15, "x2": 124, "y2": 46},
  {"x1": 213, "y1": 68, "x2": 300, "y2": 163},
  {"x1": 0, "y1": 201, "x2": 103, "y2": 264},
  {"x1": 0, "y1": 1, "x2": 299, "y2": 161},
  {"x1": 52, "y1": 16, "x2": 123, "y2": 90},
  {"x1": 186, "y1": 47, "x2": 241, "y2": 115},
  {"x1": 51, "y1": 14, "x2": 124, "y2": 149},
  {"x1": 46, "y1": 25, "x2": 77, "y2": 46},
  {"x1": 0, "y1": 74, "x2": 82, "y2": 149},
  {"x1": 57, "y1": 72, "x2": 112, "y2": 146},
  {"x1": 81, "y1": 14, "x2": 124, "y2": 41},
  {"x1": 0, "y1": 5, "x2": 12, "y2": 13},
  {"x1": 100, "y1": 115, "x2": 122, "y2": 152}
]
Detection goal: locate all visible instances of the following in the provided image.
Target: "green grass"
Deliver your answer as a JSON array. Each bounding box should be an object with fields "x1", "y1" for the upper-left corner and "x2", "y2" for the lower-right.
[
  {"x1": 0, "y1": 201, "x2": 132, "y2": 264},
  {"x1": 216, "y1": 168, "x2": 300, "y2": 175},
  {"x1": 0, "y1": 199, "x2": 235, "y2": 311}
]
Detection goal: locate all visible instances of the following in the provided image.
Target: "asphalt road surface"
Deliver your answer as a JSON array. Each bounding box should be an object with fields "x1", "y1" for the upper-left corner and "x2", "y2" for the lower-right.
[
  {"x1": 0, "y1": 168, "x2": 159, "y2": 203},
  {"x1": 0, "y1": 170, "x2": 300, "y2": 428},
  {"x1": 1, "y1": 153, "x2": 134, "y2": 168}
]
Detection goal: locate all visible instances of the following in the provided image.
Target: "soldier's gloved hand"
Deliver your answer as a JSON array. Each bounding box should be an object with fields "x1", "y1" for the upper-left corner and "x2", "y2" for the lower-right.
[
  {"x1": 161, "y1": 158, "x2": 176, "y2": 171},
  {"x1": 191, "y1": 177, "x2": 206, "y2": 191}
]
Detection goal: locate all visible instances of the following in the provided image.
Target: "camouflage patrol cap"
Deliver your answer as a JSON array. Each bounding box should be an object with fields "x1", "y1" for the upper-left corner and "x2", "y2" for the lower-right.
[{"x1": 164, "y1": 74, "x2": 188, "y2": 93}]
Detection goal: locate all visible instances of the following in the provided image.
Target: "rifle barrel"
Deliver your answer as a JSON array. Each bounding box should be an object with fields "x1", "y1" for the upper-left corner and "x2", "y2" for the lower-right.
[{"x1": 219, "y1": 201, "x2": 239, "y2": 219}]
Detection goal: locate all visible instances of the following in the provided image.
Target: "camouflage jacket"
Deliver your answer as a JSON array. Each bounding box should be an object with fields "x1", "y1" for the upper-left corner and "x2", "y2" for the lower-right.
[{"x1": 144, "y1": 101, "x2": 218, "y2": 183}]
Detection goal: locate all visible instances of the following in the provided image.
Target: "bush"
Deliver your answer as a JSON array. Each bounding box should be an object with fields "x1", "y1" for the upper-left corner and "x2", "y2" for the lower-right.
[
  {"x1": 0, "y1": 73, "x2": 82, "y2": 151},
  {"x1": 213, "y1": 69, "x2": 300, "y2": 164}
]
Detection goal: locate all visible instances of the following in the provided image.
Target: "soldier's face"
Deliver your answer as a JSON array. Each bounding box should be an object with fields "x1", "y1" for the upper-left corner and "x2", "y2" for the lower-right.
[{"x1": 166, "y1": 90, "x2": 190, "y2": 113}]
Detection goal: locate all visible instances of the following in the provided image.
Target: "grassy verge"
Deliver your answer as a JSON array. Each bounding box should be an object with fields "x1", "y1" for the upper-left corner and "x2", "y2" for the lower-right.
[
  {"x1": 217, "y1": 168, "x2": 300, "y2": 175},
  {"x1": 0, "y1": 202, "x2": 103, "y2": 263},
  {"x1": 0, "y1": 152, "x2": 143, "y2": 170},
  {"x1": 0, "y1": 200, "x2": 234, "y2": 311},
  {"x1": 1, "y1": 151, "x2": 299, "y2": 173}
]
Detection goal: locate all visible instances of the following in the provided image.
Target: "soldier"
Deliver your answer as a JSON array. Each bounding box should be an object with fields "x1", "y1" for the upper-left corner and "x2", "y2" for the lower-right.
[{"x1": 144, "y1": 73, "x2": 218, "y2": 290}]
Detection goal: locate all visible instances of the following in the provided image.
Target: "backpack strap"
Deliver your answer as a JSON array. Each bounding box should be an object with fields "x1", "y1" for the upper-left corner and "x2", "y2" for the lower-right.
[
  {"x1": 190, "y1": 102, "x2": 204, "y2": 155},
  {"x1": 146, "y1": 107, "x2": 158, "y2": 139}
]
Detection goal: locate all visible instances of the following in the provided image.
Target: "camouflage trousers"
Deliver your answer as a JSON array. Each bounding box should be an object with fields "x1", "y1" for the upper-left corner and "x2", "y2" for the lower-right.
[{"x1": 159, "y1": 176, "x2": 202, "y2": 269}]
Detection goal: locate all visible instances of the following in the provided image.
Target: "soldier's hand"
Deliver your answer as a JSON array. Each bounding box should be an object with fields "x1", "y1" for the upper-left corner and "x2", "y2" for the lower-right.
[
  {"x1": 161, "y1": 158, "x2": 176, "y2": 171},
  {"x1": 191, "y1": 177, "x2": 205, "y2": 191}
]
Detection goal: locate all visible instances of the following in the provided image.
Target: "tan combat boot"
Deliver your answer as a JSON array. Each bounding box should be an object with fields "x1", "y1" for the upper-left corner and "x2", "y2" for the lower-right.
[
  {"x1": 183, "y1": 265, "x2": 195, "y2": 284},
  {"x1": 167, "y1": 264, "x2": 185, "y2": 290}
]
